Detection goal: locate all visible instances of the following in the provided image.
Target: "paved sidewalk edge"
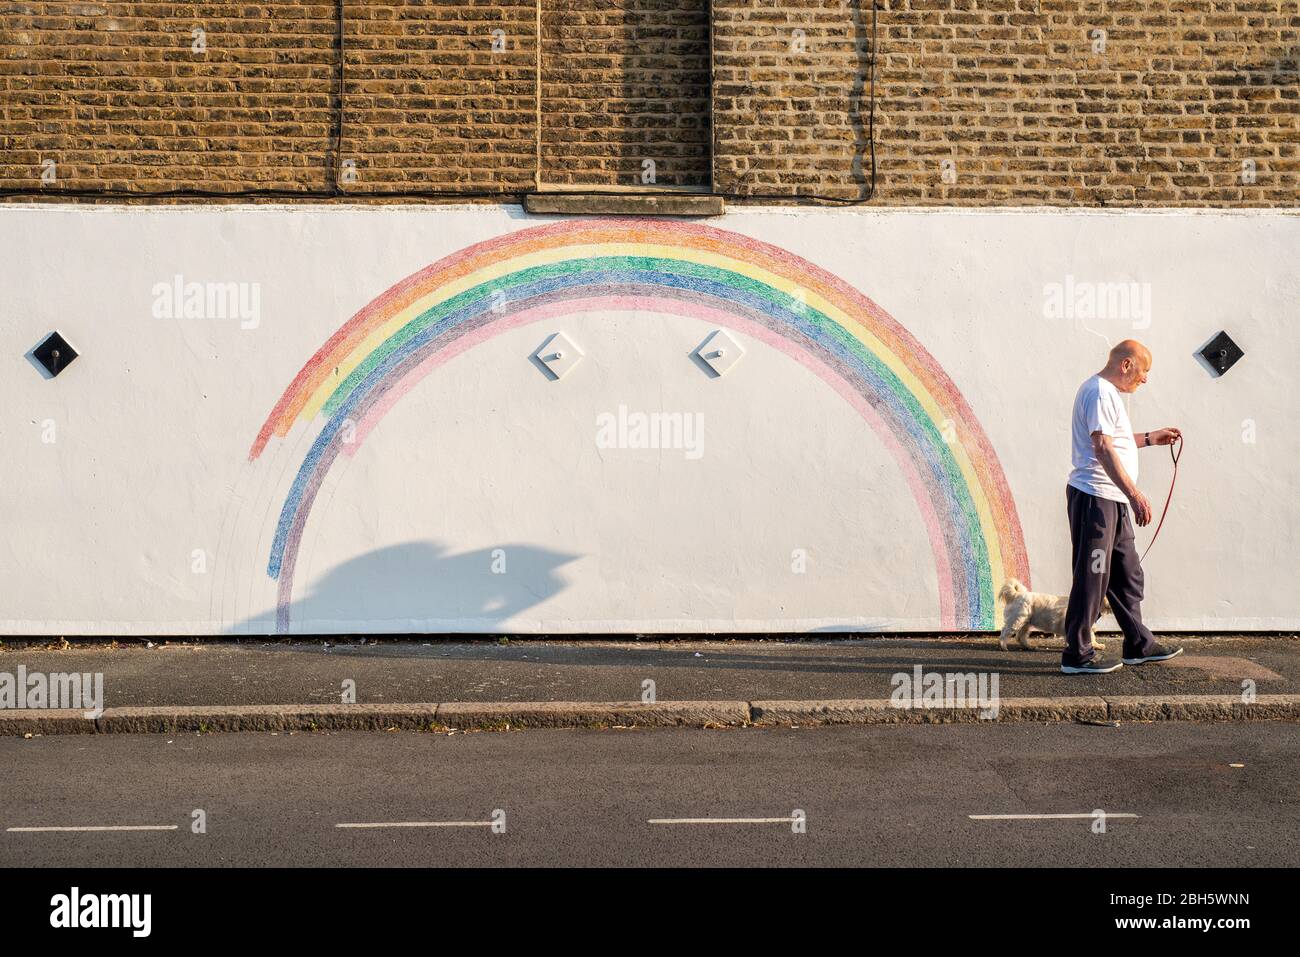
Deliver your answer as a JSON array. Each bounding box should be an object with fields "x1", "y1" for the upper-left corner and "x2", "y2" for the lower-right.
[{"x1": 1, "y1": 695, "x2": 1298, "y2": 735}]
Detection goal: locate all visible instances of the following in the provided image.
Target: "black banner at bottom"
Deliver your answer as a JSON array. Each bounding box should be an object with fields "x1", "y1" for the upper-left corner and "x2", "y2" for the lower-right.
[{"x1": 0, "y1": 867, "x2": 1276, "y2": 943}]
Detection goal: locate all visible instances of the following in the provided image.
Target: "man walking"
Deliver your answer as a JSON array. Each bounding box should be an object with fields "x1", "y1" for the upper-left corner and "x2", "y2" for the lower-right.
[{"x1": 1062, "y1": 340, "x2": 1183, "y2": 674}]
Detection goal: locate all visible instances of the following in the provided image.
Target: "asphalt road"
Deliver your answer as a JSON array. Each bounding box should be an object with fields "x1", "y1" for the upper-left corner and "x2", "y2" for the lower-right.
[{"x1": 2, "y1": 722, "x2": 1295, "y2": 867}]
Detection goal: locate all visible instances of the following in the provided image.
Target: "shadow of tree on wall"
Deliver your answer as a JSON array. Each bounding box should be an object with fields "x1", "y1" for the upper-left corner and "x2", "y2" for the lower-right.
[
  {"x1": 846, "y1": 0, "x2": 875, "y2": 197},
  {"x1": 233, "y1": 541, "x2": 580, "y2": 635}
]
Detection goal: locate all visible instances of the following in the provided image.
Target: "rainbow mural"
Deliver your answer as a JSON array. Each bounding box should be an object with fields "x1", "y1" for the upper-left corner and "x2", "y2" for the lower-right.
[{"x1": 249, "y1": 218, "x2": 1029, "y2": 632}]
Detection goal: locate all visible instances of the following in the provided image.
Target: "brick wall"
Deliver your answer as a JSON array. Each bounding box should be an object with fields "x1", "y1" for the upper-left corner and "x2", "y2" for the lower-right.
[
  {"x1": 0, "y1": 1, "x2": 537, "y2": 194},
  {"x1": 868, "y1": 0, "x2": 1298, "y2": 206},
  {"x1": 346, "y1": 1, "x2": 536, "y2": 191},
  {"x1": 714, "y1": 0, "x2": 1297, "y2": 204},
  {"x1": 2, "y1": 1, "x2": 338, "y2": 191},
  {"x1": 541, "y1": 0, "x2": 710, "y2": 189},
  {"x1": 1, "y1": 0, "x2": 1295, "y2": 204}
]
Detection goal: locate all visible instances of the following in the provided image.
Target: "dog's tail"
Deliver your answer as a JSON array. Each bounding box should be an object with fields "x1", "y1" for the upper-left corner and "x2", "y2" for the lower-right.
[{"x1": 998, "y1": 578, "x2": 1027, "y2": 604}]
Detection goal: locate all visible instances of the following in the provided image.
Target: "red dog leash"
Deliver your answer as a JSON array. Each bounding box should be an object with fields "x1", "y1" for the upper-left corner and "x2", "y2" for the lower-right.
[{"x1": 1138, "y1": 434, "x2": 1182, "y2": 564}]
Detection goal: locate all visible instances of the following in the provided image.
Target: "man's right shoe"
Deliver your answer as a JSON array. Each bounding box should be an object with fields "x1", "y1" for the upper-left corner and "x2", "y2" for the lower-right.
[{"x1": 1060, "y1": 658, "x2": 1124, "y2": 675}]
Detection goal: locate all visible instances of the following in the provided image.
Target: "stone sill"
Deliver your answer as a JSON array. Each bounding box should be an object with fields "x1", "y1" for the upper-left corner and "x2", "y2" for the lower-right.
[{"x1": 524, "y1": 192, "x2": 725, "y2": 217}]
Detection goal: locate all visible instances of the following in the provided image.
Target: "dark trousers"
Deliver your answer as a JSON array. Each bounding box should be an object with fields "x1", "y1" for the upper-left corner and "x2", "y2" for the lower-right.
[{"x1": 1064, "y1": 484, "x2": 1159, "y2": 666}]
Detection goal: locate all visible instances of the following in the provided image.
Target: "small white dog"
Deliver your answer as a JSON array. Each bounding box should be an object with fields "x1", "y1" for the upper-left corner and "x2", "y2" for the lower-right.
[{"x1": 997, "y1": 578, "x2": 1111, "y2": 651}]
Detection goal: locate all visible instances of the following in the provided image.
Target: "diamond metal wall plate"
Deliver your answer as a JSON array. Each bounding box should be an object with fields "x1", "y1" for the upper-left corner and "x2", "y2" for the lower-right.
[
  {"x1": 694, "y1": 329, "x2": 744, "y2": 377},
  {"x1": 32, "y1": 331, "x2": 78, "y2": 378},
  {"x1": 1197, "y1": 330, "x2": 1244, "y2": 377},
  {"x1": 531, "y1": 331, "x2": 583, "y2": 380}
]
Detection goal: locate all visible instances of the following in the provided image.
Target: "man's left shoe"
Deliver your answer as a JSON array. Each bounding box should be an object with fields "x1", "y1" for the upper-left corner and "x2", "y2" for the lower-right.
[{"x1": 1123, "y1": 643, "x2": 1184, "y2": 665}]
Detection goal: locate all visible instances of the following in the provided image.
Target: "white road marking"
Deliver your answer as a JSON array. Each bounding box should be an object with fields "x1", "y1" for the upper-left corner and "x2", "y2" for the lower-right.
[
  {"x1": 7, "y1": 825, "x2": 179, "y2": 833},
  {"x1": 335, "y1": 820, "x2": 494, "y2": 829},
  {"x1": 968, "y1": 813, "x2": 1140, "y2": 820},
  {"x1": 648, "y1": 817, "x2": 797, "y2": 825}
]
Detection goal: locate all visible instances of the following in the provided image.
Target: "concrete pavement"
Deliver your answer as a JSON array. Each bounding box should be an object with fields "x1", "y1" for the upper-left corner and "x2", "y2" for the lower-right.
[
  {"x1": 3, "y1": 634, "x2": 1296, "y2": 703},
  {"x1": 1, "y1": 635, "x2": 1296, "y2": 733}
]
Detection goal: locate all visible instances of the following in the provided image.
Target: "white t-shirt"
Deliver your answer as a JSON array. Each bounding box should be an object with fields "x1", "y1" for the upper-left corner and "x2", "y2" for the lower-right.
[{"x1": 1068, "y1": 374, "x2": 1138, "y2": 503}]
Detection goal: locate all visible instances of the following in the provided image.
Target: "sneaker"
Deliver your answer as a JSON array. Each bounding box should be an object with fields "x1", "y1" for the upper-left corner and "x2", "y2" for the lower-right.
[
  {"x1": 1123, "y1": 644, "x2": 1184, "y2": 665},
  {"x1": 1061, "y1": 658, "x2": 1124, "y2": 675}
]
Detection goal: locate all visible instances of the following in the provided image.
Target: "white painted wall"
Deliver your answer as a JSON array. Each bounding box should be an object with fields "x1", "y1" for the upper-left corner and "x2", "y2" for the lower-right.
[{"x1": 1, "y1": 204, "x2": 1296, "y2": 634}]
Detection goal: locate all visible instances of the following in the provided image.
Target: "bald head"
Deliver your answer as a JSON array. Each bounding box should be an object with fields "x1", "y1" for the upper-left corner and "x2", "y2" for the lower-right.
[
  {"x1": 1109, "y1": 340, "x2": 1151, "y2": 367},
  {"x1": 1101, "y1": 339, "x2": 1151, "y2": 393}
]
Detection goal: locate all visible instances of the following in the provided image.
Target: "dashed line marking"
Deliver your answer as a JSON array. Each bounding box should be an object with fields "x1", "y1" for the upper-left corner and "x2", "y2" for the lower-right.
[
  {"x1": 969, "y1": 813, "x2": 1140, "y2": 821},
  {"x1": 648, "y1": 817, "x2": 797, "y2": 825},
  {"x1": 335, "y1": 820, "x2": 494, "y2": 829},
  {"x1": 8, "y1": 825, "x2": 179, "y2": 833}
]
